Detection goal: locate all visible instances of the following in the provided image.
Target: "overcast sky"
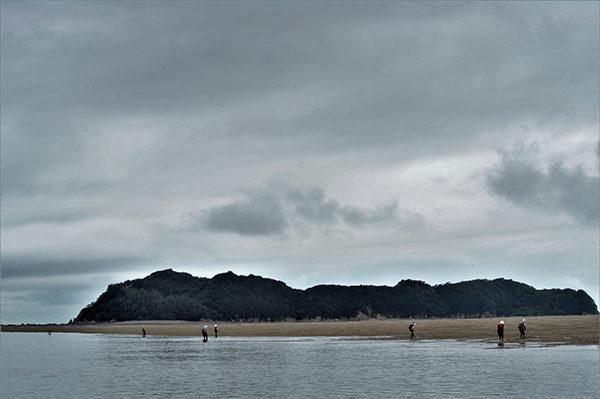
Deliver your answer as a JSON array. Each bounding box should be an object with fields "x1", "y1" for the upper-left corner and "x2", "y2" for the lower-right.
[{"x1": 2, "y1": 1, "x2": 598, "y2": 324}]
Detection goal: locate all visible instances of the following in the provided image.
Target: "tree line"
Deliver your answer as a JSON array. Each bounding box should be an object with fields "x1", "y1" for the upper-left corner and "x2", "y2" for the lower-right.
[{"x1": 74, "y1": 269, "x2": 598, "y2": 323}]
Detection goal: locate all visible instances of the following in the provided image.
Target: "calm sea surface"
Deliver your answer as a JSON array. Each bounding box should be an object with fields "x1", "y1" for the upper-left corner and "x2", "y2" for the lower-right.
[{"x1": 1, "y1": 333, "x2": 598, "y2": 398}]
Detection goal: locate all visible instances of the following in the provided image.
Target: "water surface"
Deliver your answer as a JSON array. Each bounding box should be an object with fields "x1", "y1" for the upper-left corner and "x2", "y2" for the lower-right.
[{"x1": 1, "y1": 333, "x2": 598, "y2": 398}]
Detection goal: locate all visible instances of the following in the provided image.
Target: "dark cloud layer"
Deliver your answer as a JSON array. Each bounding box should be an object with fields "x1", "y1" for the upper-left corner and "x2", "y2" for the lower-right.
[
  {"x1": 286, "y1": 188, "x2": 421, "y2": 229},
  {"x1": 197, "y1": 187, "x2": 423, "y2": 236},
  {"x1": 487, "y1": 145, "x2": 600, "y2": 226},
  {"x1": 20, "y1": 285, "x2": 89, "y2": 307},
  {"x1": 1, "y1": 1, "x2": 598, "y2": 323},
  {"x1": 1, "y1": 255, "x2": 151, "y2": 279},
  {"x1": 203, "y1": 192, "x2": 287, "y2": 236},
  {"x1": 3, "y1": 2, "x2": 598, "y2": 197}
]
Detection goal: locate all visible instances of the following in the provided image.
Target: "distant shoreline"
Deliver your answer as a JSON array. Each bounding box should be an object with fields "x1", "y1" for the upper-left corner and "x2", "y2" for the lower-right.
[{"x1": 2, "y1": 315, "x2": 598, "y2": 346}]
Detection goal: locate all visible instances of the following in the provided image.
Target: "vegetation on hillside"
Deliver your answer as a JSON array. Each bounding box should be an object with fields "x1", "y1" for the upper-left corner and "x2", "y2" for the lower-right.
[{"x1": 74, "y1": 269, "x2": 598, "y2": 322}]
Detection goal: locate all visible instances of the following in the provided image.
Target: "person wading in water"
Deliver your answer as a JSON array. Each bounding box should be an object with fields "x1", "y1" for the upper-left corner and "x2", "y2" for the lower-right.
[{"x1": 202, "y1": 325, "x2": 209, "y2": 342}]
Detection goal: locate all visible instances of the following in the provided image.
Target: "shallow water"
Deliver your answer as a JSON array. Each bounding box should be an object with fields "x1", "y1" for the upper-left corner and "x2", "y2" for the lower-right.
[{"x1": 1, "y1": 333, "x2": 598, "y2": 398}]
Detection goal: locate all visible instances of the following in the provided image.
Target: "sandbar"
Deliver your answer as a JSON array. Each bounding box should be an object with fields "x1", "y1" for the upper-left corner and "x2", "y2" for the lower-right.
[{"x1": 2, "y1": 315, "x2": 598, "y2": 346}]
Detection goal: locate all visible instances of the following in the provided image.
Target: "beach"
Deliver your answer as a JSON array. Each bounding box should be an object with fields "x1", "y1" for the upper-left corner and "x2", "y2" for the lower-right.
[{"x1": 3, "y1": 315, "x2": 598, "y2": 345}]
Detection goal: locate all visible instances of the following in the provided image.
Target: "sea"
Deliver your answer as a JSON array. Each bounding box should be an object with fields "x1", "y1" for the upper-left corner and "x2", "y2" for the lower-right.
[{"x1": 1, "y1": 333, "x2": 598, "y2": 398}]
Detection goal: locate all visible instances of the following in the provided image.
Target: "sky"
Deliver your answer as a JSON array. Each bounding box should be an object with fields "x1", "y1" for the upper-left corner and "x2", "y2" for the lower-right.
[{"x1": 1, "y1": 1, "x2": 598, "y2": 324}]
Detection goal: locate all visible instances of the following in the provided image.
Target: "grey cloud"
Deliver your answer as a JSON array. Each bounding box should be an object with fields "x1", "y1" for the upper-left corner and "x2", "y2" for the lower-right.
[
  {"x1": 3, "y1": 1, "x2": 598, "y2": 192},
  {"x1": 202, "y1": 193, "x2": 286, "y2": 236},
  {"x1": 296, "y1": 2, "x2": 599, "y2": 146},
  {"x1": 3, "y1": 2, "x2": 405, "y2": 116},
  {"x1": 1, "y1": 273, "x2": 115, "y2": 323},
  {"x1": 545, "y1": 162, "x2": 600, "y2": 225},
  {"x1": 487, "y1": 148, "x2": 600, "y2": 226},
  {"x1": 2, "y1": 208, "x2": 97, "y2": 229},
  {"x1": 2, "y1": 1, "x2": 597, "y2": 214},
  {"x1": 197, "y1": 186, "x2": 423, "y2": 236},
  {"x1": 340, "y1": 201, "x2": 400, "y2": 227},
  {"x1": 2, "y1": 179, "x2": 117, "y2": 229},
  {"x1": 287, "y1": 188, "x2": 339, "y2": 225},
  {"x1": 1, "y1": 255, "x2": 151, "y2": 279},
  {"x1": 2, "y1": 1, "x2": 599, "y2": 323},
  {"x1": 287, "y1": 188, "x2": 409, "y2": 228},
  {"x1": 21, "y1": 285, "x2": 88, "y2": 307}
]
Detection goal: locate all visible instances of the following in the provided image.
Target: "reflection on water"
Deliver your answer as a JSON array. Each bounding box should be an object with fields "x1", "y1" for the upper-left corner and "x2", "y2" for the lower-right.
[{"x1": 1, "y1": 333, "x2": 598, "y2": 398}]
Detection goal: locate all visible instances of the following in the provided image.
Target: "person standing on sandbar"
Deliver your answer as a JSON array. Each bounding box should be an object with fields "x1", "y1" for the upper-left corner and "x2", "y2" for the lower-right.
[
  {"x1": 497, "y1": 320, "x2": 504, "y2": 341},
  {"x1": 518, "y1": 319, "x2": 526, "y2": 339}
]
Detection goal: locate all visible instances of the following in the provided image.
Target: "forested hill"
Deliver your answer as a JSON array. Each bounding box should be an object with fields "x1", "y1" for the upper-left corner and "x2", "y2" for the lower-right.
[{"x1": 74, "y1": 269, "x2": 599, "y2": 323}]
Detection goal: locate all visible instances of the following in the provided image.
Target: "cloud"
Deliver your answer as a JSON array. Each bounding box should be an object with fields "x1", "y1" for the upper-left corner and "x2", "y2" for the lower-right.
[
  {"x1": 1, "y1": 255, "x2": 151, "y2": 279},
  {"x1": 3, "y1": 1, "x2": 598, "y2": 201},
  {"x1": 202, "y1": 192, "x2": 287, "y2": 236},
  {"x1": 1, "y1": 1, "x2": 598, "y2": 323},
  {"x1": 192, "y1": 186, "x2": 424, "y2": 237},
  {"x1": 17, "y1": 285, "x2": 86, "y2": 307},
  {"x1": 486, "y1": 144, "x2": 600, "y2": 226},
  {"x1": 287, "y1": 187, "x2": 422, "y2": 229},
  {"x1": 287, "y1": 188, "x2": 339, "y2": 225}
]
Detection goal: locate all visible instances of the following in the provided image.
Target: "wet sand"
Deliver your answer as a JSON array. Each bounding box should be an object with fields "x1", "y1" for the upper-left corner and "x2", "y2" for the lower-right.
[{"x1": 3, "y1": 315, "x2": 598, "y2": 345}]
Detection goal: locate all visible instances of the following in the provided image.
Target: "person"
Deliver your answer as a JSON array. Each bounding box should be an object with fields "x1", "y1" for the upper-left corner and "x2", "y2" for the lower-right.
[
  {"x1": 518, "y1": 319, "x2": 526, "y2": 339},
  {"x1": 213, "y1": 324, "x2": 218, "y2": 338},
  {"x1": 202, "y1": 325, "x2": 208, "y2": 342},
  {"x1": 48, "y1": 326, "x2": 51, "y2": 335},
  {"x1": 409, "y1": 322, "x2": 416, "y2": 338},
  {"x1": 497, "y1": 320, "x2": 504, "y2": 341},
  {"x1": 142, "y1": 326, "x2": 146, "y2": 337}
]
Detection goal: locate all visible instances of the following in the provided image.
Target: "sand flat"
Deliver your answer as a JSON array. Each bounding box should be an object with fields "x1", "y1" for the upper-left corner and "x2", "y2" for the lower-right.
[{"x1": 3, "y1": 315, "x2": 598, "y2": 345}]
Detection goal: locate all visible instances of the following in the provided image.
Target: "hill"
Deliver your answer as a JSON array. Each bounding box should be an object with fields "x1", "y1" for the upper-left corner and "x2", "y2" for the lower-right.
[{"x1": 74, "y1": 269, "x2": 598, "y2": 323}]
